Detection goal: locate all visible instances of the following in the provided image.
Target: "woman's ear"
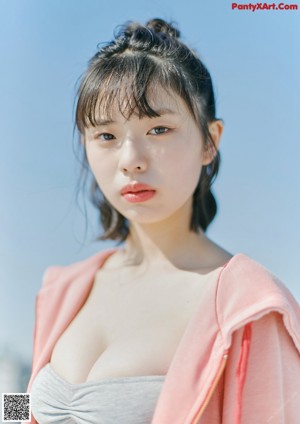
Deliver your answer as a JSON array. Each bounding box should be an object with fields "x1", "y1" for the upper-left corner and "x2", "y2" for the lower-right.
[{"x1": 202, "y1": 120, "x2": 224, "y2": 165}]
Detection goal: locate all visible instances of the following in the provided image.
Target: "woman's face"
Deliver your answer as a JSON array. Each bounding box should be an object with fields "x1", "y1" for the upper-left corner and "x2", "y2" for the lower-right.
[{"x1": 84, "y1": 89, "x2": 207, "y2": 225}]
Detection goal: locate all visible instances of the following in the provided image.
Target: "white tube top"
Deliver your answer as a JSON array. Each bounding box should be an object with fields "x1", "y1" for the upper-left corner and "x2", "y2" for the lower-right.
[{"x1": 31, "y1": 363, "x2": 165, "y2": 424}]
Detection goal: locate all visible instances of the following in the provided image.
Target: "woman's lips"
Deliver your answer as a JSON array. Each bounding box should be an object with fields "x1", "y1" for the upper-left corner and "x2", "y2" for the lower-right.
[{"x1": 121, "y1": 183, "x2": 156, "y2": 203}]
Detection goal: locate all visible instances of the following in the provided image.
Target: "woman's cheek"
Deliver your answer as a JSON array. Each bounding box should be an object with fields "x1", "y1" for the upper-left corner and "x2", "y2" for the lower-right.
[
  {"x1": 165, "y1": 149, "x2": 202, "y2": 187},
  {"x1": 87, "y1": 149, "x2": 114, "y2": 183}
]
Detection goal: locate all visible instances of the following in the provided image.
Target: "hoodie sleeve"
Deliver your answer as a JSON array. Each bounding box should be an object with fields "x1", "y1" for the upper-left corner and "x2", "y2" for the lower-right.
[{"x1": 222, "y1": 312, "x2": 300, "y2": 423}]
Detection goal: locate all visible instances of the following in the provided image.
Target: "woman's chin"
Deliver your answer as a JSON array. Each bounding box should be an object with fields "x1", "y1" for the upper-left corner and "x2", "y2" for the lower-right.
[
  {"x1": 124, "y1": 215, "x2": 167, "y2": 226},
  {"x1": 120, "y1": 209, "x2": 172, "y2": 225}
]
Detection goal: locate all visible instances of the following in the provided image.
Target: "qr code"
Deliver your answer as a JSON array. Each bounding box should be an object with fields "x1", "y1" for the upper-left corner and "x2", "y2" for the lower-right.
[{"x1": 2, "y1": 393, "x2": 31, "y2": 422}]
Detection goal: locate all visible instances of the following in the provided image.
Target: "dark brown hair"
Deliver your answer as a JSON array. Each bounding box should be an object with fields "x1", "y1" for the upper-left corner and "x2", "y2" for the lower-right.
[{"x1": 75, "y1": 18, "x2": 221, "y2": 242}]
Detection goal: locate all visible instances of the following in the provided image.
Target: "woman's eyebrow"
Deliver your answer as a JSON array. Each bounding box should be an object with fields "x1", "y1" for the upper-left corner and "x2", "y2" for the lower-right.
[
  {"x1": 153, "y1": 108, "x2": 178, "y2": 116},
  {"x1": 92, "y1": 108, "x2": 178, "y2": 127},
  {"x1": 94, "y1": 118, "x2": 115, "y2": 126}
]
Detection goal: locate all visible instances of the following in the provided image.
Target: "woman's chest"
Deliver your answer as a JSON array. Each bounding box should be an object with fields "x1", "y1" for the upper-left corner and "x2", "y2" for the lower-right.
[{"x1": 50, "y1": 268, "x2": 217, "y2": 384}]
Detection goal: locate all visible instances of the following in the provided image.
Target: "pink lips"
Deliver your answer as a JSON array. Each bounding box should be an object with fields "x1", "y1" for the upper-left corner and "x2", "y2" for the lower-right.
[{"x1": 121, "y1": 183, "x2": 156, "y2": 203}]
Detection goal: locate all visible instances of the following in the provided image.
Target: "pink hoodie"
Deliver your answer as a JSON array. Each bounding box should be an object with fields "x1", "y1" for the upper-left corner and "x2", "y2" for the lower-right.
[{"x1": 25, "y1": 248, "x2": 300, "y2": 423}]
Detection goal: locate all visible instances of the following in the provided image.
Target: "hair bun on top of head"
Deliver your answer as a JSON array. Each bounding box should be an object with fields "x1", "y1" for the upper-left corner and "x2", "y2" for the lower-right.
[
  {"x1": 122, "y1": 18, "x2": 180, "y2": 40},
  {"x1": 145, "y1": 18, "x2": 181, "y2": 39}
]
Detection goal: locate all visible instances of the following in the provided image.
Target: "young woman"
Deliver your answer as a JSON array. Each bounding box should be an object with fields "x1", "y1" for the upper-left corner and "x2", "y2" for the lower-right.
[{"x1": 26, "y1": 18, "x2": 300, "y2": 424}]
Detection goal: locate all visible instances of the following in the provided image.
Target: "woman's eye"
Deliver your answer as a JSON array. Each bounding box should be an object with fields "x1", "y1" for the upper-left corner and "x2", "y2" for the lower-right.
[
  {"x1": 96, "y1": 133, "x2": 115, "y2": 141},
  {"x1": 148, "y1": 127, "x2": 169, "y2": 135}
]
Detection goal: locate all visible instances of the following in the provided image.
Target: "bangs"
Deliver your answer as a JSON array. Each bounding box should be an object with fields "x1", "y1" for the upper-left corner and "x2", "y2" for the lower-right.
[{"x1": 76, "y1": 53, "x2": 193, "y2": 133}]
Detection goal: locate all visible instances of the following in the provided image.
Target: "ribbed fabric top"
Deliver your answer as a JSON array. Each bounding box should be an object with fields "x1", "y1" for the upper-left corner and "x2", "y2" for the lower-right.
[{"x1": 31, "y1": 363, "x2": 165, "y2": 424}]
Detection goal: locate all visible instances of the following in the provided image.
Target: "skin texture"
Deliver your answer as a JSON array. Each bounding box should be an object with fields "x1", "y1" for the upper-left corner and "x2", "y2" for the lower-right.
[
  {"x1": 84, "y1": 88, "x2": 227, "y2": 272},
  {"x1": 85, "y1": 91, "x2": 204, "y2": 223}
]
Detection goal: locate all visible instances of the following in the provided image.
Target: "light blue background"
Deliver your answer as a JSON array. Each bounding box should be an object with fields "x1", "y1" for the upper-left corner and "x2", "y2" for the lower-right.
[{"x1": 1, "y1": 0, "x2": 299, "y2": 364}]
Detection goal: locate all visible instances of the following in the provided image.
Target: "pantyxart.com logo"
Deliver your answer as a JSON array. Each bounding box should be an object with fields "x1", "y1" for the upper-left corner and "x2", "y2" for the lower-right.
[{"x1": 232, "y1": 2, "x2": 298, "y2": 11}]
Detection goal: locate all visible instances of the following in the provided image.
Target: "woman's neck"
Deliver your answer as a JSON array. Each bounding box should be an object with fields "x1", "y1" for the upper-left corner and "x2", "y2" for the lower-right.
[{"x1": 121, "y1": 198, "x2": 209, "y2": 270}]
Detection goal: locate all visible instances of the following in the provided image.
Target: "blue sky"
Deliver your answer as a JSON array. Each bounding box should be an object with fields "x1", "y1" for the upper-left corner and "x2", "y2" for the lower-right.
[{"x1": 1, "y1": 0, "x2": 299, "y2": 363}]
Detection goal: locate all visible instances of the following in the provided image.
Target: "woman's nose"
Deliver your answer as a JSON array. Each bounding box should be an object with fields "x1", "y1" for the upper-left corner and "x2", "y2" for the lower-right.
[{"x1": 118, "y1": 139, "x2": 147, "y2": 174}]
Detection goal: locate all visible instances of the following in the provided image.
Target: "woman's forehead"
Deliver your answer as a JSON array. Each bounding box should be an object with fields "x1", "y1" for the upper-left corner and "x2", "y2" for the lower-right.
[{"x1": 95, "y1": 87, "x2": 185, "y2": 121}]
